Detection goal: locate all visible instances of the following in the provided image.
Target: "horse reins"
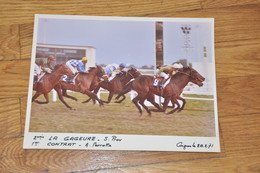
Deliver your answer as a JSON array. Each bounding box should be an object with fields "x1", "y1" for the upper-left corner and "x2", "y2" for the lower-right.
[
  {"x1": 177, "y1": 69, "x2": 203, "y2": 82},
  {"x1": 126, "y1": 71, "x2": 135, "y2": 79}
]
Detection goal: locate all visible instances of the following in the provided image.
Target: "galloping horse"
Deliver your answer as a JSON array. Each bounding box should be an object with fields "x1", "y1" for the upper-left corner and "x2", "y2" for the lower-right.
[
  {"x1": 32, "y1": 63, "x2": 73, "y2": 105},
  {"x1": 83, "y1": 67, "x2": 141, "y2": 104},
  {"x1": 54, "y1": 65, "x2": 105, "y2": 109},
  {"x1": 116, "y1": 67, "x2": 205, "y2": 116}
]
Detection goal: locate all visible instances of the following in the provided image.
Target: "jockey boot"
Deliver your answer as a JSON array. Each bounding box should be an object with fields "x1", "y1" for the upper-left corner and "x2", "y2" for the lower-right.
[
  {"x1": 159, "y1": 78, "x2": 166, "y2": 89},
  {"x1": 67, "y1": 74, "x2": 76, "y2": 84}
]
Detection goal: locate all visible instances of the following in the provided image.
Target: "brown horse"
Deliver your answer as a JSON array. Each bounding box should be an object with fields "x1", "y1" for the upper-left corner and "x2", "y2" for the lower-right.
[
  {"x1": 54, "y1": 65, "x2": 105, "y2": 109},
  {"x1": 116, "y1": 67, "x2": 205, "y2": 116},
  {"x1": 83, "y1": 67, "x2": 141, "y2": 104},
  {"x1": 32, "y1": 63, "x2": 73, "y2": 105}
]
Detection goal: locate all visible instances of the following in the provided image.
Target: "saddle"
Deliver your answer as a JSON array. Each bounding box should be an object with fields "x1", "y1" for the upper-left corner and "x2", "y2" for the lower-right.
[
  {"x1": 152, "y1": 77, "x2": 164, "y2": 87},
  {"x1": 152, "y1": 76, "x2": 170, "y2": 89},
  {"x1": 62, "y1": 75, "x2": 71, "y2": 83},
  {"x1": 62, "y1": 73, "x2": 79, "y2": 84}
]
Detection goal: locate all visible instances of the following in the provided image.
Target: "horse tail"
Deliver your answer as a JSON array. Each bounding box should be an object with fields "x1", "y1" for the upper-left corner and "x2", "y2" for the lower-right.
[{"x1": 115, "y1": 80, "x2": 133, "y2": 100}]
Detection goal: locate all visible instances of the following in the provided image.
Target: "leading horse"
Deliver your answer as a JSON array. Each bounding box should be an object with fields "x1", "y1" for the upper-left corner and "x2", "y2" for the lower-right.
[
  {"x1": 116, "y1": 67, "x2": 205, "y2": 116},
  {"x1": 32, "y1": 63, "x2": 73, "y2": 105},
  {"x1": 54, "y1": 65, "x2": 105, "y2": 109}
]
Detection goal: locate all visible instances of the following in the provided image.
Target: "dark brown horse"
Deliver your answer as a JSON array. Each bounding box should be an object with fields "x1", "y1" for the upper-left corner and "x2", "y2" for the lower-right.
[
  {"x1": 54, "y1": 65, "x2": 105, "y2": 109},
  {"x1": 83, "y1": 67, "x2": 141, "y2": 104},
  {"x1": 116, "y1": 67, "x2": 205, "y2": 116},
  {"x1": 32, "y1": 63, "x2": 73, "y2": 105}
]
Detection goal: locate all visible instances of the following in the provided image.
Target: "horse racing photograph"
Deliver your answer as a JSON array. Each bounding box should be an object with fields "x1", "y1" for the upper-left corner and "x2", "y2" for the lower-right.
[{"x1": 23, "y1": 15, "x2": 220, "y2": 152}]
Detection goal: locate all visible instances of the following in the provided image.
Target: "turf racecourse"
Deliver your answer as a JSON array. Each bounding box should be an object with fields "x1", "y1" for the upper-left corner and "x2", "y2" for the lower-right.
[{"x1": 29, "y1": 92, "x2": 216, "y2": 137}]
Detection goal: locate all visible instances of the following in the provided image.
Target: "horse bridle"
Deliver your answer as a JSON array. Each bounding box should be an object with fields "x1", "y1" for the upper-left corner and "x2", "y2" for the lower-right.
[
  {"x1": 178, "y1": 68, "x2": 203, "y2": 82},
  {"x1": 126, "y1": 71, "x2": 135, "y2": 79}
]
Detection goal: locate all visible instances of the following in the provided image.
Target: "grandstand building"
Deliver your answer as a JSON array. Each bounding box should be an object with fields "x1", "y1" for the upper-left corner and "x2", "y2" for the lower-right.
[{"x1": 36, "y1": 44, "x2": 96, "y2": 70}]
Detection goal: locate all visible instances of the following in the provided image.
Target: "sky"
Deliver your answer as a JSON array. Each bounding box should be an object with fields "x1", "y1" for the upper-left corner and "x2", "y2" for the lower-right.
[{"x1": 37, "y1": 17, "x2": 213, "y2": 67}]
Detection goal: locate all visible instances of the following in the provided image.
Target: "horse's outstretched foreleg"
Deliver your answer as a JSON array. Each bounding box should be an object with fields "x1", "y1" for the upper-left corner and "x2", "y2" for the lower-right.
[
  {"x1": 139, "y1": 97, "x2": 151, "y2": 117},
  {"x1": 162, "y1": 97, "x2": 171, "y2": 114},
  {"x1": 54, "y1": 85, "x2": 74, "y2": 110},
  {"x1": 177, "y1": 96, "x2": 186, "y2": 112},
  {"x1": 102, "y1": 92, "x2": 114, "y2": 104},
  {"x1": 166, "y1": 98, "x2": 179, "y2": 114},
  {"x1": 132, "y1": 95, "x2": 143, "y2": 116},
  {"x1": 82, "y1": 97, "x2": 92, "y2": 104},
  {"x1": 83, "y1": 90, "x2": 103, "y2": 107},
  {"x1": 146, "y1": 93, "x2": 164, "y2": 113},
  {"x1": 115, "y1": 94, "x2": 126, "y2": 103},
  {"x1": 62, "y1": 89, "x2": 78, "y2": 102},
  {"x1": 82, "y1": 86, "x2": 99, "y2": 104},
  {"x1": 32, "y1": 91, "x2": 42, "y2": 103},
  {"x1": 34, "y1": 93, "x2": 49, "y2": 104}
]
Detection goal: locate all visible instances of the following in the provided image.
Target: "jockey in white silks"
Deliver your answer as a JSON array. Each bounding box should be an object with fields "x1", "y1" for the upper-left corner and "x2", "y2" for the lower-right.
[
  {"x1": 104, "y1": 63, "x2": 126, "y2": 81},
  {"x1": 154, "y1": 63, "x2": 183, "y2": 87}
]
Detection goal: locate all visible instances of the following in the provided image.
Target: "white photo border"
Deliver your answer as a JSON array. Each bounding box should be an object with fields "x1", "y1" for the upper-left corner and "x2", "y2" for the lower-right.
[{"x1": 23, "y1": 14, "x2": 220, "y2": 152}]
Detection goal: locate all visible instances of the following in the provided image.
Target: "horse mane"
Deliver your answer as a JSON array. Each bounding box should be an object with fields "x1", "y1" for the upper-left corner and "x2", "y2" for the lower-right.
[
  {"x1": 181, "y1": 66, "x2": 190, "y2": 71},
  {"x1": 53, "y1": 64, "x2": 62, "y2": 71},
  {"x1": 87, "y1": 66, "x2": 97, "y2": 73}
]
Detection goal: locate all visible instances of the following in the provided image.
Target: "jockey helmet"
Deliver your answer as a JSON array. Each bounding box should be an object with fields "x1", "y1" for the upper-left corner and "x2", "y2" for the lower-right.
[
  {"x1": 119, "y1": 63, "x2": 126, "y2": 68},
  {"x1": 82, "y1": 57, "x2": 88, "y2": 61}
]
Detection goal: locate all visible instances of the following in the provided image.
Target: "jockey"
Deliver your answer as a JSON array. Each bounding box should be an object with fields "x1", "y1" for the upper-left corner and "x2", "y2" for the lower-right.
[
  {"x1": 102, "y1": 63, "x2": 126, "y2": 81},
  {"x1": 118, "y1": 63, "x2": 126, "y2": 73},
  {"x1": 154, "y1": 63, "x2": 183, "y2": 87},
  {"x1": 65, "y1": 57, "x2": 88, "y2": 83},
  {"x1": 34, "y1": 55, "x2": 55, "y2": 83},
  {"x1": 104, "y1": 64, "x2": 118, "y2": 79}
]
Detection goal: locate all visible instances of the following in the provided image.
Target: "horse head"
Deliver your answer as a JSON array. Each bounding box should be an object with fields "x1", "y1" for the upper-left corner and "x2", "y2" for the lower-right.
[
  {"x1": 96, "y1": 65, "x2": 105, "y2": 78},
  {"x1": 182, "y1": 67, "x2": 205, "y2": 87},
  {"x1": 127, "y1": 67, "x2": 141, "y2": 78}
]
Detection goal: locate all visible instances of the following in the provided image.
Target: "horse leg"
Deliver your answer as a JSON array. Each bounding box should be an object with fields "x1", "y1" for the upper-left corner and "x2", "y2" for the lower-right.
[
  {"x1": 147, "y1": 94, "x2": 164, "y2": 112},
  {"x1": 139, "y1": 98, "x2": 151, "y2": 117},
  {"x1": 54, "y1": 85, "x2": 74, "y2": 110},
  {"x1": 102, "y1": 92, "x2": 114, "y2": 104},
  {"x1": 162, "y1": 97, "x2": 171, "y2": 113},
  {"x1": 34, "y1": 93, "x2": 49, "y2": 104},
  {"x1": 132, "y1": 95, "x2": 143, "y2": 116},
  {"x1": 83, "y1": 90, "x2": 103, "y2": 107},
  {"x1": 82, "y1": 97, "x2": 92, "y2": 104},
  {"x1": 32, "y1": 91, "x2": 42, "y2": 103},
  {"x1": 166, "y1": 98, "x2": 180, "y2": 114},
  {"x1": 62, "y1": 89, "x2": 78, "y2": 102},
  {"x1": 177, "y1": 96, "x2": 186, "y2": 112},
  {"x1": 114, "y1": 94, "x2": 126, "y2": 103},
  {"x1": 82, "y1": 87, "x2": 99, "y2": 104}
]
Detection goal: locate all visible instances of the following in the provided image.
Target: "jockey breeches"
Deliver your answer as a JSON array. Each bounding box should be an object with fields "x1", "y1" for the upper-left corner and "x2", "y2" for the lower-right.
[
  {"x1": 155, "y1": 69, "x2": 169, "y2": 79},
  {"x1": 34, "y1": 63, "x2": 42, "y2": 76}
]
